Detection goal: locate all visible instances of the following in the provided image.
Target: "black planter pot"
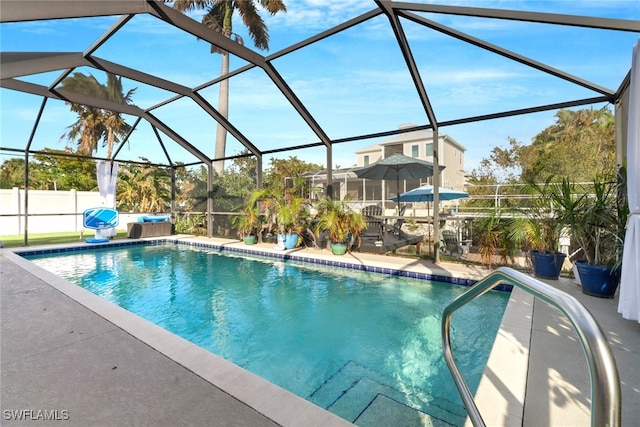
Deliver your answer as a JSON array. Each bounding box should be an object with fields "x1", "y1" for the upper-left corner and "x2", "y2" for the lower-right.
[
  {"x1": 575, "y1": 261, "x2": 620, "y2": 298},
  {"x1": 530, "y1": 251, "x2": 566, "y2": 280}
]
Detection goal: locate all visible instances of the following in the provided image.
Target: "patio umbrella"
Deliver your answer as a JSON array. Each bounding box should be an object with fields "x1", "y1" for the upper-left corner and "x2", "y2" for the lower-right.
[
  {"x1": 389, "y1": 184, "x2": 468, "y2": 203},
  {"x1": 353, "y1": 153, "x2": 440, "y2": 211},
  {"x1": 390, "y1": 185, "x2": 468, "y2": 253},
  {"x1": 618, "y1": 38, "x2": 640, "y2": 323}
]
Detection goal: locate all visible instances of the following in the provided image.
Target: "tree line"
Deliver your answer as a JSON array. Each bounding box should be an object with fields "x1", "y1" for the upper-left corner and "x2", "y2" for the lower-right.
[
  {"x1": 466, "y1": 107, "x2": 617, "y2": 209},
  {"x1": 1, "y1": 106, "x2": 617, "y2": 213}
]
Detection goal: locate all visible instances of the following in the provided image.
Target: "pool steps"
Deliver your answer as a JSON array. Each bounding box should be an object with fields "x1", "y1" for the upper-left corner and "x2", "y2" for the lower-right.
[{"x1": 309, "y1": 359, "x2": 466, "y2": 425}]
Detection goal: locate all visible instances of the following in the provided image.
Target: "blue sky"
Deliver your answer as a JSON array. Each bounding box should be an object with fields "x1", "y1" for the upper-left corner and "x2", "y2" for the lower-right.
[{"x1": 1, "y1": 0, "x2": 639, "y2": 173}]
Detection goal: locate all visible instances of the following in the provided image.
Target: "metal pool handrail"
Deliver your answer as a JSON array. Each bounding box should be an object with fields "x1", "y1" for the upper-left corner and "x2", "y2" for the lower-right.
[{"x1": 441, "y1": 266, "x2": 621, "y2": 427}]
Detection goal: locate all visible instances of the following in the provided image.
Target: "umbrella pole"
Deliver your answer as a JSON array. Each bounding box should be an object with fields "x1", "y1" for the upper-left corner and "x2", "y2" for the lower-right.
[
  {"x1": 396, "y1": 176, "x2": 400, "y2": 214},
  {"x1": 428, "y1": 202, "x2": 431, "y2": 256}
]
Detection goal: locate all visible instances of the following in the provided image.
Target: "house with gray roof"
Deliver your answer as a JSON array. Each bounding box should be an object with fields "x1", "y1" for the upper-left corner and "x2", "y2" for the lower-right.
[{"x1": 306, "y1": 123, "x2": 467, "y2": 208}]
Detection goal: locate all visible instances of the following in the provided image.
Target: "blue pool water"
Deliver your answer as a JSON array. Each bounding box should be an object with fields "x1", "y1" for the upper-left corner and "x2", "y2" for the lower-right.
[{"x1": 26, "y1": 243, "x2": 509, "y2": 426}]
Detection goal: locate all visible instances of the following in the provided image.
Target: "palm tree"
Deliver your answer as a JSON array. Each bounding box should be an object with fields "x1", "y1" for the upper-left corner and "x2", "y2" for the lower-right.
[
  {"x1": 117, "y1": 162, "x2": 171, "y2": 212},
  {"x1": 102, "y1": 73, "x2": 136, "y2": 158},
  {"x1": 61, "y1": 72, "x2": 136, "y2": 158},
  {"x1": 60, "y1": 73, "x2": 106, "y2": 154},
  {"x1": 170, "y1": 0, "x2": 287, "y2": 174}
]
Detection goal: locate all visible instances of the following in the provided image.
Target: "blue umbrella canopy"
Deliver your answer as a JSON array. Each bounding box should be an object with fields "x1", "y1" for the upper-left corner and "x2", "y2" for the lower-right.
[{"x1": 389, "y1": 184, "x2": 468, "y2": 202}]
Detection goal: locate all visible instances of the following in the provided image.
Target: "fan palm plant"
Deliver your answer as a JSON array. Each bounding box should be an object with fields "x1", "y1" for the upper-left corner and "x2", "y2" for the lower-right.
[
  {"x1": 475, "y1": 210, "x2": 522, "y2": 269},
  {"x1": 507, "y1": 176, "x2": 572, "y2": 279},
  {"x1": 314, "y1": 198, "x2": 366, "y2": 254},
  {"x1": 508, "y1": 176, "x2": 571, "y2": 253},
  {"x1": 231, "y1": 205, "x2": 260, "y2": 243},
  {"x1": 231, "y1": 190, "x2": 262, "y2": 243}
]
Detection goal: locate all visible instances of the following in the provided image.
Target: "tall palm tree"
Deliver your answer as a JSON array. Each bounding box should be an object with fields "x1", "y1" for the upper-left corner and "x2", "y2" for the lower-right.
[
  {"x1": 102, "y1": 73, "x2": 136, "y2": 158},
  {"x1": 170, "y1": 0, "x2": 287, "y2": 174},
  {"x1": 60, "y1": 73, "x2": 106, "y2": 154},
  {"x1": 61, "y1": 72, "x2": 136, "y2": 158}
]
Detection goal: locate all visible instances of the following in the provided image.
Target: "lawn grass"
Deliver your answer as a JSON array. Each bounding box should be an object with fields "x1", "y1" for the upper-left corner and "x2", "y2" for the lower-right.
[{"x1": 0, "y1": 231, "x2": 128, "y2": 248}]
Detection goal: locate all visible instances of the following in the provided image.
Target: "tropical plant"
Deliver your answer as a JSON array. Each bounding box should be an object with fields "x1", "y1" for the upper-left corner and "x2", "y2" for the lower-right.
[
  {"x1": 557, "y1": 174, "x2": 628, "y2": 268},
  {"x1": 61, "y1": 72, "x2": 136, "y2": 158},
  {"x1": 245, "y1": 185, "x2": 312, "y2": 247},
  {"x1": 275, "y1": 193, "x2": 310, "y2": 235},
  {"x1": 117, "y1": 161, "x2": 171, "y2": 212},
  {"x1": 231, "y1": 190, "x2": 262, "y2": 239},
  {"x1": 474, "y1": 211, "x2": 522, "y2": 269},
  {"x1": 174, "y1": 213, "x2": 207, "y2": 235},
  {"x1": 231, "y1": 206, "x2": 260, "y2": 239},
  {"x1": 170, "y1": 0, "x2": 287, "y2": 174},
  {"x1": 509, "y1": 176, "x2": 569, "y2": 254},
  {"x1": 314, "y1": 198, "x2": 366, "y2": 247}
]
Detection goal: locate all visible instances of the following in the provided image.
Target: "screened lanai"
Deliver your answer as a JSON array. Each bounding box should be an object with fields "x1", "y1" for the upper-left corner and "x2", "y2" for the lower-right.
[{"x1": 1, "y1": 0, "x2": 639, "y2": 259}]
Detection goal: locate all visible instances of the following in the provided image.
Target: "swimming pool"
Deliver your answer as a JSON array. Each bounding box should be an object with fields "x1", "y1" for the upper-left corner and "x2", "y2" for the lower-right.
[{"x1": 24, "y1": 241, "x2": 509, "y2": 426}]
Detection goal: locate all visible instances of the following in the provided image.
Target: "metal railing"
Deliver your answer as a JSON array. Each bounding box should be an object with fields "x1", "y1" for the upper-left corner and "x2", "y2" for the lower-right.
[{"x1": 441, "y1": 267, "x2": 621, "y2": 427}]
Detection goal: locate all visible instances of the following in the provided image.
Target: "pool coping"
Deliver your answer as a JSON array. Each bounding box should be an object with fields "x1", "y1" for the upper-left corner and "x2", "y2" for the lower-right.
[{"x1": 6, "y1": 236, "x2": 528, "y2": 425}]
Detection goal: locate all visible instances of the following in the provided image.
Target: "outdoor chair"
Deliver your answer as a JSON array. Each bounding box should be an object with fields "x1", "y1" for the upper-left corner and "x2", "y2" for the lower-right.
[
  {"x1": 386, "y1": 205, "x2": 407, "y2": 236},
  {"x1": 362, "y1": 205, "x2": 384, "y2": 242},
  {"x1": 441, "y1": 229, "x2": 463, "y2": 256}
]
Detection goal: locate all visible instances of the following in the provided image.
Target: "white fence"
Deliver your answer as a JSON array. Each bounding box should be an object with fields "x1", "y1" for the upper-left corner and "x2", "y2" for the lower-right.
[{"x1": 0, "y1": 188, "x2": 144, "y2": 235}]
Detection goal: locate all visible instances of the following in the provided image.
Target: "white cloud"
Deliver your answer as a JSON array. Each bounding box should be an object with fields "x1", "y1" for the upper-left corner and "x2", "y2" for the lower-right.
[
  {"x1": 424, "y1": 68, "x2": 526, "y2": 85},
  {"x1": 262, "y1": 0, "x2": 375, "y2": 31}
]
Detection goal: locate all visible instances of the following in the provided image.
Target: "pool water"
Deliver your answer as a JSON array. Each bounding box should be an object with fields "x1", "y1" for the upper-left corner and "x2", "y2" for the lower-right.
[{"x1": 27, "y1": 243, "x2": 509, "y2": 426}]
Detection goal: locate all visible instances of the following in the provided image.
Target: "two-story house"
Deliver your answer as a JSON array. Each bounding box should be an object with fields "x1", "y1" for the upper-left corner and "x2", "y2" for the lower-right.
[
  {"x1": 306, "y1": 123, "x2": 466, "y2": 207},
  {"x1": 355, "y1": 123, "x2": 466, "y2": 190}
]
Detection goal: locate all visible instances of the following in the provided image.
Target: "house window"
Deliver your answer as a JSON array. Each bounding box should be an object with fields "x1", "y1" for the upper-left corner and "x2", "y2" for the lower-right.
[
  {"x1": 364, "y1": 155, "x2": 369, "y2": 166},
  {"x1": 425, "y1": 143, "x2": 433, "y2": 157},
  {"x1": 411, "y1": 144, "x2": 419, "y2": 158}
]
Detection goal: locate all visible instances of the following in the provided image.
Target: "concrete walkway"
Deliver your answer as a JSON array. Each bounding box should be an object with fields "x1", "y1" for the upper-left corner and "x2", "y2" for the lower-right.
[{"x1": 1, "y1": 237, "x2": 638, "y2": 426}]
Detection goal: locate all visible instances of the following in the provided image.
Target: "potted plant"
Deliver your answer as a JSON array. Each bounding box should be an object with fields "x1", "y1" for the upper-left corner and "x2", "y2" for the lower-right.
[
  {"x1": 273, "y1": 194, "x2": 311, "y2": 249},
  {"x1": 314, "y1": 198, "x2": 366, "y2": 255},
  {"x1": 564, "y1": 174, "x2": 627, "y2": 297},
  {"x1": 246, "y1": 184, "x2": 314, "y2": 250},
  {"x1": 509, "y1": 177, "x2": 570, "y2": 279},
  {"x1": 231, "y1": 204, "x2": 260, "y2": 245},
  {"x1": 475, "y1": 210, "x2": 523, "y2": 269}
]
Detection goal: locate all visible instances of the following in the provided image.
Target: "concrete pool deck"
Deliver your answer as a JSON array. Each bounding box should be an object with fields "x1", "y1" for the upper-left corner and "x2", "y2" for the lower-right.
[{"x1": 1, "y1": 235, "x2": 638, "y2": 426}]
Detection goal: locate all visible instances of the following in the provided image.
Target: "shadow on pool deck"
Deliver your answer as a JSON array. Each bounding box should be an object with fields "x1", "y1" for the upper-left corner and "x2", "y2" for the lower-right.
[{"x1": 1, "y1": 236, "x2": 638, "y2": 426}]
